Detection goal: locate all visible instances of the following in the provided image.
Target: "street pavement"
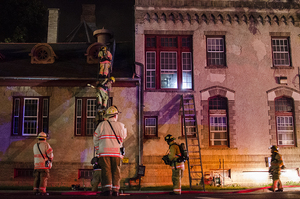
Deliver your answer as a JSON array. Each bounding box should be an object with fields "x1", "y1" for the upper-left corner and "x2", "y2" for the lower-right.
[{"x1": 1, "y1": 187, "x2": 300, "y2": 199}]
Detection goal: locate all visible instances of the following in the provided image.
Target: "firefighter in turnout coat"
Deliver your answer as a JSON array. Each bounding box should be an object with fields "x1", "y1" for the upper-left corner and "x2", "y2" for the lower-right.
[
  {"x1": 33, "y1": 132, "x2": 53, "y2": 195},
  {"x1": 269, "y1": 145, "x2": 284, "y2": 192},
  {"x1": 98, "y1": 46, "x2": 112, "y2": 78},
  {"x1": 93, "y1": 106, "x2": 127, "y2": 196},
  {"x1": 165, "y1": 134, "x2": 184, "y2": 195},
  {"x1": 96, "y1": 76, "x2": 115, "y2": 111}
]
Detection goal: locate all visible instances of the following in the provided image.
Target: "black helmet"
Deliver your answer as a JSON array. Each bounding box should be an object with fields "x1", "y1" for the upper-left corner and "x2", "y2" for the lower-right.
[
  {"x1": 269, "y1": 145, "x2": 278, "y2": 152},
  {"x1": 165, "y1": 134, "x2": 175, "y2": 142}
]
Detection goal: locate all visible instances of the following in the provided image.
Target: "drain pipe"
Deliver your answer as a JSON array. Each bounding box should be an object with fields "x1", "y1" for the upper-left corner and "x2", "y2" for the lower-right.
[{"x1": 135, "y1": 62, "x2": 144, "y2": 166}]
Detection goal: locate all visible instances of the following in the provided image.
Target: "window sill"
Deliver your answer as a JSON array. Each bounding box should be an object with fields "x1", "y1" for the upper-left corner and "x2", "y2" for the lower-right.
[
  {"x1": 144, "y1": 136, "x2": 160, "y2": 140},
  {"x1": 10, "y1": 135, "x2": 37, "y2": 139},
  {"x1": 205, "y1": 65, "x2": 227, "y2": 69},
  {"x1": 144, "y1": 89, "x2": 195, "y2": 93},
  {"x1": 271, "y1": 66, "x2": 293, "y2": 69}
]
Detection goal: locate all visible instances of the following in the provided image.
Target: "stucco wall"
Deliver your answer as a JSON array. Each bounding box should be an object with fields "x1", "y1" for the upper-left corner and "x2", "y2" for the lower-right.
[{"x1": 136, "y1": 1, "x2": 300, "y2": 186}]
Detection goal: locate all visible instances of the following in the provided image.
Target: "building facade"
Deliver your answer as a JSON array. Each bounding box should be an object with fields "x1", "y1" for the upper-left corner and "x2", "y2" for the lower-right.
[{"x1": 135, "y1": 0, "x2": 300, "y2": 186}]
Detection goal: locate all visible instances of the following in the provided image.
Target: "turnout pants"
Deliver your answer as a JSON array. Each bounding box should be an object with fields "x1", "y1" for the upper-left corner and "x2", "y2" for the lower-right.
[
  {"x1": 91, "y1": 170, "x2": 102, "y2": 192},
  {"x1": 97, "y1": 89, "x2": 109, "y2": 107},
  {"x1": 99, "y1": 63, "x2": 111, "y2": 77},
  {"x1": 33, "y1": 169, "x2": 50, "y2": 193},
  {"x1": 98, "y1": 156, "x2": 121, "y2": 192},
  {"x1": 172, "y1": 168, "x2": 183, "y2": 194}
]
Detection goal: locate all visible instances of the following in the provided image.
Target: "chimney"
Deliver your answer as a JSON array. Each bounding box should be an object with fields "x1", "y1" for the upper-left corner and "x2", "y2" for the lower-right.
[
  {"x1": 47, "y1": 8, "x2": 60, "y2": 43},
  {"x1": 81, "y1": 4, "x2": 97, "y2": 31}
]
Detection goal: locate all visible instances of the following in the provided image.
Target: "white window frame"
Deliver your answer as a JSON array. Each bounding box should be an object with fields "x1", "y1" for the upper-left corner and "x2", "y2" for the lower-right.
[
  {"x1": 207, "y1": 37, "x2": 225, "y2": 66},
  {"x1": 272, "y1": 38, "x2": 290, "y2": 66},
  {"x1": 160, "y1": 51, "x2": 178, "y2": 89},
  {"x1": 86, "y1": 99, "x2": 96, "y2": 136},
  {"x1": 146, "y1": 51, "x2": 156, "y2": 89},
  {"x1": 209, "y1": 112, "x2": 228, "y2": 146},
  {"x1": 22, "y1": 98, "x2": 39, "y2": 136},
  {"x1": 276, "y1": 116, "x2": 294, "y2": 145},
  {"x1": 182, "y1": 52, "x2": 192, "y2": 89},
  {"x1": 145, "y1": 117, "x2": 157, "y2": 137}
]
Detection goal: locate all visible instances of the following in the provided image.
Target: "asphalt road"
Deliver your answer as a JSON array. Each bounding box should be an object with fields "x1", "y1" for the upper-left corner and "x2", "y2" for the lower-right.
[{"x1": 1, "y1": 190, "x2": 300, "y2": 199}]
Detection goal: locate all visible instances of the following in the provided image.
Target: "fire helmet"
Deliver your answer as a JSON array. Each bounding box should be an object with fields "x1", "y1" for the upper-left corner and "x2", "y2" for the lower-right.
[
  {"x1": 104, "y1": 105, "x2": 121, "y2": 118},
  {"x1": 165, "y1": 134, "x2": 175, "y2": 142},
  {"x1": 37, "y1": 132, "x2": 47, "y2": 139},
  {"x1": 110, "y1": 76, "x2": 115, "y2": 83},
  {"x1": 269, "y1": 145, "x2": 278, "y2": 152}
]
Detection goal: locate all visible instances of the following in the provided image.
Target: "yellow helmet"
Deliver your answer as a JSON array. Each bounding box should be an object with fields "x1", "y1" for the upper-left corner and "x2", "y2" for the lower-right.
[
  {"x1": 104, "y1": 105, "x2": 121, "y2": 118},
  {"x1": 37, "y1": 132, "x2": 47, "y2": 139},
  {"x1": 110, "y1": 76, "x2": 115, "y2": 83},
  {"x1": 101, "y1": 46, "x2": 107, "y2": 50}
]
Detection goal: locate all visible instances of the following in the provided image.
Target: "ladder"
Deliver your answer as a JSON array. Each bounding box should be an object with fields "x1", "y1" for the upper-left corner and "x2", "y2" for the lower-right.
[{"x1": 181, "y1": 94, "x2": 205, "y2": 191}]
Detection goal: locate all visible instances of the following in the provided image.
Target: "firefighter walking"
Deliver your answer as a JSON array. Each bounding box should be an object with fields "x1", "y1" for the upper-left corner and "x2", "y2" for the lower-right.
[
  {"x1": 164, "y1": 134, "x2": 184, "y2": 195},
  {"x1": 269, "y1": 145, "x2": 284, "y2": 192}
]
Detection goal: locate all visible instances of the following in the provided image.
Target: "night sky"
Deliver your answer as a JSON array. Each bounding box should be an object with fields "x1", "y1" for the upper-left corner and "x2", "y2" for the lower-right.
[{"x1": 41, "y1": 0, "x2": 135, "y2": 43}]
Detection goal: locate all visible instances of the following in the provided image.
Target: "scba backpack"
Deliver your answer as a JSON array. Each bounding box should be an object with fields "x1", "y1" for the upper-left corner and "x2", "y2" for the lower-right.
[{"x1": 176, "y1": 143, "x2": 189, "y2": 163}]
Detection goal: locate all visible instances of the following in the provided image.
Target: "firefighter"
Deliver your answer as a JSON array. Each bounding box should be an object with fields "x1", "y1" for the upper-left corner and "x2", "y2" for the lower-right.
[
  {"x1": 93, "y1": 106, "x2": 127, "y2": 196},
  {"x1": 96, "y1": 76, "x2": 115, "y2": 111},
  {"x1": 91, "y1": 157, "x2": 102, "y2": 192},
  {"x1": 98, "y1": 46, "x2": 112, "y2": 78},
  {"x1": 33, "y1": 132, "x2": 53, "y2": 195},
  {"x1": 268, "y1": 145, "x2": 284, "y2": 192},
  {"x1": 164, "y1": 134, "x2": 184, "y2": 195}
]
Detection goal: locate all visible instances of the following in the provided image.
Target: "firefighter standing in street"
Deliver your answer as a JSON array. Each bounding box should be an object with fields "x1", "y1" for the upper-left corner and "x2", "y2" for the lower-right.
[
  {"x1": 269, "y1": 145, "x2": 284, "y2": 192},
  {"x1": 93, "y1": 106, "x2": 127, "y2": 196},
  {"x1": 33, "y1": 132, "x2": 53, "y2": 195},
  {"x1": 165, "y1": 134, "x2": 184, "y2": 195},
  {"x1": 98, "y1": 46, "x2": 112, "y2": 78},
  {"x1": 96, "y1": 76, "x2": 115, "y2": 111}
]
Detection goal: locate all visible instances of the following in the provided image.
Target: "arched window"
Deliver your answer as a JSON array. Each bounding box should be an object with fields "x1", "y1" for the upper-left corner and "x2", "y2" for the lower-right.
[
  {"x1": 209, "y1": 96, "x2": 228, "y2": 146},
  {"x1": 275, "y1": 97, "x2": 295, "y2": 145}
]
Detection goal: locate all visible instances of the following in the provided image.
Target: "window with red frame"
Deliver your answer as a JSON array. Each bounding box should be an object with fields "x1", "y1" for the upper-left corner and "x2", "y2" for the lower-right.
[
  {"x1": 275, "y1": 97, "x2": 295, "y2": 146},
  {"x1": 145, "y1": 35, "x2": 193, "y2": 90},
  {"x1": 75, "y1": 98, "x2": 97, "y2": 136},
  {"x1": 144, "y1": 116, "x2": 158, "y2": 137},
  {"x1": 12, "y1": 97, "x2": 49, "y2": 136}
]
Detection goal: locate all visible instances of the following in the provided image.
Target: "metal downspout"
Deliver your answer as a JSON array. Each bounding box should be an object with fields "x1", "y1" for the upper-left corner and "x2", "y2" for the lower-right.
[{"x1": 135, "y1": 62, "x2": 144, "y2": 166}]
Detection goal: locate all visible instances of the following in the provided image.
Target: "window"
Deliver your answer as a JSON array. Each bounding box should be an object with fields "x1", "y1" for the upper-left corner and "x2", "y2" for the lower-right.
[
  {"x1": 78, "y1": 169, "x2": 93, "y2": 179},
  {"x1": 144, "y1": 117, "x2": 158, "y2": 137},
  {"x1": 209, "y1": 96, "x2": 228, "y2": 146},
  {"x1": 14, "y1": 168, "x2": 34, "y2": 178},
  {"x1": 145, "y1": 35, "x2": 193, "y2": 90},
  {"x1": 275, "y1": 97, "x2": 295, "y2": 145},
  {"x1": 272, "y1": 38, "x2": 290, "y2": 67},
  {"x1": 75, "y1": 98, "x2": 97, "y2": 136},
  {"x1": 12, "y1": 97, "x2": 49, "y2": 136},
  {"x1": 207, "y1": 37, "x2": 226, "y2": 67}
]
